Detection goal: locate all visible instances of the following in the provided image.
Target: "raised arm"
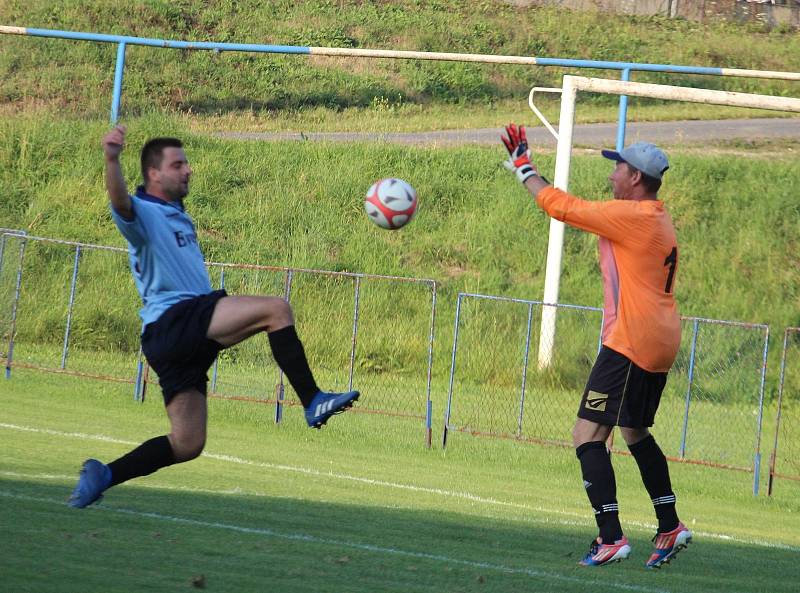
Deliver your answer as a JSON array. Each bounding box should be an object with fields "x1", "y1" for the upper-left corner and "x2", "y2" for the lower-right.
[
  {"x1": 501, "y1": 124, "x2": 551, "y2": 198},
  {"x1": 102, "y1": 125, "x2": 133, "y2": 220},
  {"x1": 501, "y1": 123, "x2": 636, "y2": 243}
]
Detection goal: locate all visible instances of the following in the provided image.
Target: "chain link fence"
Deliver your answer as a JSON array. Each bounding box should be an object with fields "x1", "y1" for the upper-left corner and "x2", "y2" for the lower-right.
[
  {"x1": 1, "y1": 232, "x2": 141, "y2": 383},
  {"x1": 0, "y1": 233, "x2": 437, "y2": 442},
  {"x1": 2, "y1": 233, "x2": 791, "y2": 491},
  {"x1": 199, "y1": 261, "x2": 437, "y2": 435},
  {"x1": 647, "y1": 316, "x2": 769, "y2": 494},
  {"x1": 442, "y1": 295, "x2": 771, "y2": 494},
  {"x1": 769, "y1": 327, "x2": 800, "y2": 494},
  {"x1": 442, "y1": 293, "x2": 604, "y2": 447},
  {"x1": 1, "y1": 231, "x2": 27, "y2": 378}
]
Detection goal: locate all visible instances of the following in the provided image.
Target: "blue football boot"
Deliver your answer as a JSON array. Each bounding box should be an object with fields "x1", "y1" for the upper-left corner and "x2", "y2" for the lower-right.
[
  {"x1": 305, "y1": 390, "x2": 360, "y2": 428},
  {"x1": 68, "y1": 459, "x2": 112, "y2": 508}
]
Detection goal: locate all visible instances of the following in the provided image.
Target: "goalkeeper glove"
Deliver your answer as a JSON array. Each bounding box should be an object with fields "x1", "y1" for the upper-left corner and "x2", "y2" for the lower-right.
[{"x1": 501, "y1": 124, "x2": 543, "y2": 185}]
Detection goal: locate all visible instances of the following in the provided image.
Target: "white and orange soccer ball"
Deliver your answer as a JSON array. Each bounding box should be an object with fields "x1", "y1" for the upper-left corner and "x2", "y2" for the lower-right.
[{"x1": 364, "y1": 178, "x2": 418, "y2": 230}]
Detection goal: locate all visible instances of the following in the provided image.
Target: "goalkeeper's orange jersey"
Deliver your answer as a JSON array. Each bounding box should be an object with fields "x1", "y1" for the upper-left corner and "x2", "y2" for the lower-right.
[{"x1": 536, "y1": 187, "x2": 681, "y2": 373}]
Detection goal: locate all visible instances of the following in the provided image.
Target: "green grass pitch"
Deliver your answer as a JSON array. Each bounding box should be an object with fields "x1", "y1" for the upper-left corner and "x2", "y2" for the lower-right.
[{"x1": 2, "y1": 369, "x2": 799, "y2": 593}]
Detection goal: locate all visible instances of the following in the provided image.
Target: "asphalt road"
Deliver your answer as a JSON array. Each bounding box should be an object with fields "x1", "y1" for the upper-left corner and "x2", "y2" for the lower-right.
[{"x1": 216, "y1": 117, "x2": 800, "y2": 147}]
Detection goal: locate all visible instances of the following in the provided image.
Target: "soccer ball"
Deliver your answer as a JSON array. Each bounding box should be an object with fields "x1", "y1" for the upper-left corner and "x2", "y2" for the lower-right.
[{"x1": 364, "y1": 178, "x2": 418, "y2": 230}]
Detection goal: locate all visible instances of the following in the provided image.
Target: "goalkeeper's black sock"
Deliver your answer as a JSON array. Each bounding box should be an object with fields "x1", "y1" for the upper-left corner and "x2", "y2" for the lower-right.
[
  {"x1": 107, "y1": 435, "x2": 176, "y2": 487},
  {"x1": 628, "y1": 434, "x2": 679, "y2": 533},
  {"x1": 576, "y1": 441, "x2": 623, "y2": 544},
  {"x1": 268, "y1": 325, "x2": 320, "y2": 408}
]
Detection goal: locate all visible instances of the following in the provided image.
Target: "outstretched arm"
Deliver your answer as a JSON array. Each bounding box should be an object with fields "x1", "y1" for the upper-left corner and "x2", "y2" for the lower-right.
[
  {"x1": 103, "y1": 125, "x2": 133, "y2": 220},
  {"x1": 501, "y1": 123, "x2": 636, "y2": 242},
  {"x1": 500, "y1": 123, "x2": 550, "y2": 198}
]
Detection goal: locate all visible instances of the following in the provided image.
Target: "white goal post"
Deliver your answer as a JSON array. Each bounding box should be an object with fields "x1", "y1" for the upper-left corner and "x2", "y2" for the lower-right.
[{"x1": 538, "y1": 76, "x2": 800, "y2": 369}]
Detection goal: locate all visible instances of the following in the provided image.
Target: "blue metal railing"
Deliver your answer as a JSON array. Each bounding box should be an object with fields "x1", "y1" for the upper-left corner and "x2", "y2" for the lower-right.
[{"x1": 3, "y1": 26, "x2": 799, "y2": 144}]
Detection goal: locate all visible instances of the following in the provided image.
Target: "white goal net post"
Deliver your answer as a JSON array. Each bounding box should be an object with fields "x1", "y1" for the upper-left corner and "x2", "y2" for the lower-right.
[{"x1": 538, "y1": 75, "x2": 800, "y2": 369}]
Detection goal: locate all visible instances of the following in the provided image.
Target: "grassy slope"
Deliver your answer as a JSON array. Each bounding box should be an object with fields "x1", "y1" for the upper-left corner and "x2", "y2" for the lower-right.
[
  {"x1": 2, "y1": 115, "x2": 798, "y2": 325},
  {"x1": 2, "y1": 116, "x2": 799, "y2": 404},
  {"x1": 1, "y1": 0, "x2": 800, "y2": 124}
]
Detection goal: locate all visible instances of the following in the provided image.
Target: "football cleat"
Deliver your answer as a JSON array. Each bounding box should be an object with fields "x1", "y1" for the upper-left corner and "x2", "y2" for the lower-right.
[
  {"x1": 305, "y1": 390, "x2": 360, "y2": 429},
  {"x1": 579, "y1": 536, "x2": 631, "y2": 566},
  {"x1": 646, "y1": 522, "x2": 692, "y2": 569},
  {"x1": 68, "y1": 459, "x2": 112, "y2": 508}
]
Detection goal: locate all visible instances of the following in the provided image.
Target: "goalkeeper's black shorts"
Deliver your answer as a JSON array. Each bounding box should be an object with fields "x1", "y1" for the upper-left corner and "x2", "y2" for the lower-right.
[{"x1": 577, "y1": 346, "x2": 668, "y2": 428}]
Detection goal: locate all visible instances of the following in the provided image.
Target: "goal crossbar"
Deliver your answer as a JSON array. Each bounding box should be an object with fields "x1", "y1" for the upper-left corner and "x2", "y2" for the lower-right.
[{"x1": 564, "y1": 75, "x2": 800, "y2": 112}]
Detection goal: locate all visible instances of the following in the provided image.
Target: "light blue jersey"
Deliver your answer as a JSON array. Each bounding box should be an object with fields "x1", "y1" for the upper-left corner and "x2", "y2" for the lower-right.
[{"x1": 110, "y1": 186, "x2": 213, "y2": 328}]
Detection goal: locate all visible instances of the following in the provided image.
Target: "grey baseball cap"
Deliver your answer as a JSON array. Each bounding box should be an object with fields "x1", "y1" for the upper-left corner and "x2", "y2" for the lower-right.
[{"x1": 601, "y1": 142, "x2": 669, "y2": 180}]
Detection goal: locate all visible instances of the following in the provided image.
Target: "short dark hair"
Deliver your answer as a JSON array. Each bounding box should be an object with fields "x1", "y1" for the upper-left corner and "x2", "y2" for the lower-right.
[
  {"x1": 141, "y1": 137, "x2": 183, "y2": 184},
  {"x1": 626, "y1": 163, "x2": 662, "y2": 194}
]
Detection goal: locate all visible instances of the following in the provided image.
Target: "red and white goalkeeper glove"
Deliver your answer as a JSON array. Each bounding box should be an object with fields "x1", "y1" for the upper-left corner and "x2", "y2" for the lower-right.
[{"x1": 501, "y1": 124, "x2": 540, "y2": 184}]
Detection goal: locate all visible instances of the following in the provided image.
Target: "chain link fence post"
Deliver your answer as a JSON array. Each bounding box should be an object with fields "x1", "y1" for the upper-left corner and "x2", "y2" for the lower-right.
[{"x1": 769, "y1": 327, "x2": 800, "y2": 494}]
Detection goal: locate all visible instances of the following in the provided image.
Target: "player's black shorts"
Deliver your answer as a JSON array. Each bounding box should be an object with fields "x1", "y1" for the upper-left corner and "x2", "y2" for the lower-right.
[
  {"x1": 577, "y1": 346, "x2": 668, "y2": 428},
  {"x1": 141, "y1": 290, "x2": 228, "y2": 404}
]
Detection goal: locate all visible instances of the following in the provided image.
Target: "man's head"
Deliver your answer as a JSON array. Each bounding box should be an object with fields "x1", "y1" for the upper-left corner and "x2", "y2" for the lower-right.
[
  {"x1": 140, "y1": 137, "x2": 191, "y2": 201},
  {"x1": 601, "y1": 142, "x2": 668, "y2": 200}
]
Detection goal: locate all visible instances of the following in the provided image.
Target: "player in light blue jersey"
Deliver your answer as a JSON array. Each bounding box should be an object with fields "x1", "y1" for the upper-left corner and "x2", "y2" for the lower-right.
[{"x1": 69, "y1": 126, "x2": 360, "y2": 508}]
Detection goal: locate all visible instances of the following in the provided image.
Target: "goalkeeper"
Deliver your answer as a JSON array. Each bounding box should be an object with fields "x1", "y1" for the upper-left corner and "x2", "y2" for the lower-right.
[{"x1": 501, "y1": 124, "x2": 691, "y2": 569}]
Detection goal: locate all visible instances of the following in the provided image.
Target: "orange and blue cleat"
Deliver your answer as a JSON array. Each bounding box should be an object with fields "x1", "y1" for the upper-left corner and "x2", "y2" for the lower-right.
[
  {"x1": 579, "y1": 536, "x2": 631, "y2": 566},
  {"x1": 646, "y1": 522, "x2": 692, "y2": 569}
]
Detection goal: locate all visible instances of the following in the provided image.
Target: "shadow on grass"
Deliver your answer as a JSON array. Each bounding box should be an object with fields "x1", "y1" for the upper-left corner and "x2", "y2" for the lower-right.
[
  {"x1": 1, "y1": 477, "x2": 797, "y2": 593},
  {"x1": 125, "y1": 82, "x2": 411, "y2": 117}
]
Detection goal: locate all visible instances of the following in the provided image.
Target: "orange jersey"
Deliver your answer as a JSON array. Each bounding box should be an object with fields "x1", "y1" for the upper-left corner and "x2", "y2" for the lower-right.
[{"x1": 536, "y1": 187, "x2": 681, "y2": 372}]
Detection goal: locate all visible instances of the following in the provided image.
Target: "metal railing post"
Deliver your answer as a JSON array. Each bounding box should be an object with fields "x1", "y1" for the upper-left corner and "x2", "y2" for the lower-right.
[
  {"x1": 210, "y1": 266, "x2": 225, "y2": 393},
  {"x1": 752, "y1": 326, "x2": 770, "y2": 496},
  {"x1": 111, "y1": 42, "x2": 126, "y2": 123},
  {"x1": 0, "y1": 234, "x2": 6, "y2": 274},
  {"x1": 5, "y1": 239, "x2": 27, "y2": 379},
  {"x1": 679, "y1": 319, "x2": 700, "y2": 458},
  {"x1": 347, "y1": 276, "x2": 361, "y2": 391},
  {"x1": 134, "y1": 345, "x2": 145, "y2": 401},
  {"x1": 517, "y1": 303, "x2": 534, "y2": 437},
  {"x1": 616, "y1": 68, "x2": 631, "y2": 150},
  {"x1": 443, "y1": 294, "x2": 464, "y2": 449},
  {"x1": 275, "y1": 269, "x2": 293, "y2": 424},
  {"x1": 769, "y1": 328, "x2": 792, "y2": 495},
  {"x1": 424, "y1": 282, "x2": 437, "y2": 449},
  {"x1": 60, "y1": 245, "x2": 81, "y2": 369}
]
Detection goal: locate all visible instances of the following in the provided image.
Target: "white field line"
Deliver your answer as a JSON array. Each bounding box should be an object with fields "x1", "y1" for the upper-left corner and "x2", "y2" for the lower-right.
[
  {"x1": 2, "y1": 422, "x2": 798, "y2": 553},
  {"x1": 0, "y1": 489, "x2": 671, "y2": 593}
]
